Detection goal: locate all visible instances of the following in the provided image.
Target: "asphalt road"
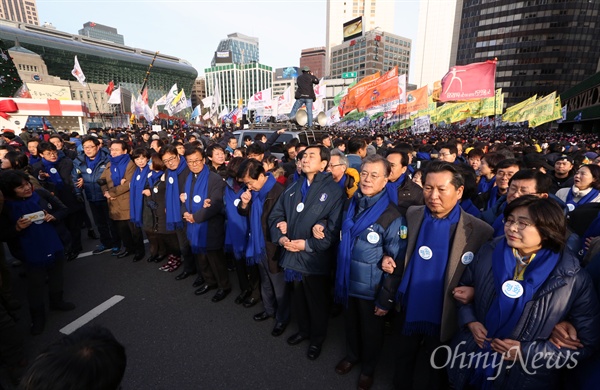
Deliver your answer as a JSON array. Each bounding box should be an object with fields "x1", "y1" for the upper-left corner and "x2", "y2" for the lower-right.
[{"x1": 3, "y1": 234, "x2": 399, "y2": 390}]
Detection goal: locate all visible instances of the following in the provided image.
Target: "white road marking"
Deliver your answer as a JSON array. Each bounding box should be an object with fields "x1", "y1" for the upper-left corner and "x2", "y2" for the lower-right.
[{"x1": 59, "y1": 295, "x2": 125, "y2": 335}]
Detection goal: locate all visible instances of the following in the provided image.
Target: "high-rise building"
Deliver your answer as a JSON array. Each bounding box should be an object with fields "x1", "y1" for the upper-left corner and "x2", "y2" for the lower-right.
[
  {"x1": 325, "y1": 0, "x2": 394, "y2": 75},
  {"x1": 204, "y1": 63, "x2": 272, "y2": 111},
  {"x1": 211, "y1": 32, "x2": 259, "y2": 66},
  {"x1": 0, "y1": 0, "x2": 39, "y2": 25},
  {"x1": 78, "y1": 22, "x2": 124, "y2": 45},
  {"x1": 412, "y1": 0, "x2": 461, "y2": 88},
  {"x1": 191, "y1": 76, "x2": 206, "y2": 109},
  {"x1": 329, "y1": 29, "x2": 411, "y2": 80},
  {"x1": 300, "y1": 47, "x2": 326, "y2": 79},
  {"x1": 456, "y1": 1, "x2": 600, "y2": 107}
]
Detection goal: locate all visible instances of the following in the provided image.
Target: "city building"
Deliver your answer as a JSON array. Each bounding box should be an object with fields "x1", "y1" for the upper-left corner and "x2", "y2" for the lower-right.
[
  {"x1": 272, "y1": 67, "x2": 298, "y2": 99},
  {"x1": 300, "y1": 47, "x2": 326, "y2": 79},
  {"x1": 0, "y1": 19, "x2": 198, "y2": 119},
  {"x1": 78, "y1": 22, "x2": 124, "y2": 45},
  {"x1": 211, "y1": 32, "x2": 259, "y2": 66},
  {"x1": 412, "y1": 0, "x2": 460, "y2": 88},
  {"x1": 456, "y1": 1, "x2": 600, "y2": 107},
  {"x1": 329, "y1": 29, "x2": 411, "y2": 80},
  {"x1": 325, "y1": 0, "x2": 394, "y2": 75},
  {"x1": 191, "y1": 76, "x2": 206, "y2": 109},
  {"x1": 560, "y1": 71, "x2": 600, "y2": 132},
  {"x1": 0, "y1": 0, "x2": 38, "y2": 25},
  {"x1": 204, "y1": 63, "x2": 272, "y2": 111}
]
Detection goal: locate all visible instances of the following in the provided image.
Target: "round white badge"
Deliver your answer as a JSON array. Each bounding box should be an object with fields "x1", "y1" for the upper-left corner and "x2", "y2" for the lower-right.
[
  {"x1": 567, "y1": 203, "x2": 575, "y2": 212},
  {"x1": 168, "y1": 177, "x2": 174, "y2": 184},
  {"x1": 502, "y1": 280, "x2": 524, "y2": 299},
  {"x1": 49, "y1": 168, "x2": 57, "y2": 174},
  {"x1": 461, "y1": 251, "x2": 474, "y2": 265},
  {"x1": 86, "y1": 168, "x2": 92, "y2": 174},
  {"x1": 136, "y1": 174, "x2": 141, "y2": 181},
  {"x1": 193, "y1": 195, "x2": 201, "y2": 203},
  {"x1": 234, "y1": 199, "x2": 241, "y2": 207},
  {"x1": 148, "y1": 172, "x2": 152, "y2": 178},
  {"x1": 418, "y1": 246, "x2": 433, "y2": 260},
  {"x1": 153, "y1": 188, "x2": 158, "y2": 194},
  {"x1": 296, "y1": 202, "x2": 305, "y2": 213},
  {"x1": 367, "y1": 232, "x2": 380, "y2": 244}
]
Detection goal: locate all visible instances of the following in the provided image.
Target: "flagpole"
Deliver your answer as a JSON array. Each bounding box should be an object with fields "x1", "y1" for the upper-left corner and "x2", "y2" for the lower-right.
[
  {"x1": 493, "y1": 57, "x2": 498, "y2": 130},
  {"x1": 132, "y1": 51, "x2": 159, "y2": 126}
]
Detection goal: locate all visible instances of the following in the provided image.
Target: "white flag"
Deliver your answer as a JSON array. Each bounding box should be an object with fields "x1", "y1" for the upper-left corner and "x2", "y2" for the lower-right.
[
  {"x1": 314, "y1": 79, "x2": 327, "y2": 100},
  {"x1": 164, "y1": 84, "x2": 178, "y2": 106},
  {"x1": 71, "y1": 56, "x2": 86, "y2": 86},
  {"x1": 325, "y1": 106, "x2": 341, "y2": 126},
  {"x1": 107, "y1": 87, "x2": 121, "y2": 104},
  {"x1": 398, "y1": 74, "x2": 407, "y2": 105},
  {"x1": 170, "y1": 90, "x2": 188, "y2": 115},
  {"x1": 154, "y1": 94, "x2": 168, "y2": 106},
  {"x1": 142, "y1": 104, "x2": 155, "y2": 122},
  {"x1": 201, "y1": 96, "x2": 213, "y2": 107},
  {"x1": 210, "y1": 80, "x2": 221, "y2": 117},
  {"x1": 218, "y1": 106, "x2": 229, "y2": 119},
  {"x1": 202, "y1": 111, "x2": 211, "y2": 120},
  {"x1": 247, "y1": 88, "x2": 272, "y2": 110}
]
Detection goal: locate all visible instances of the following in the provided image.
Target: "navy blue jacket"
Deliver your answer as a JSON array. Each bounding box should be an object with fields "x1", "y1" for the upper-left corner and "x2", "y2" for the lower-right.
[
  {"x1": 269, "y1": 172, "x2": 344, "y2": 276},
  {"x1": 449, "y1": 238, "x2": 600, "y2": 390},
  {"x1": 342, "y1": 191, "x2": 407, "y2": 308},
  {"x1": 72, "y1": 148, "x2": 110, "y2": 202}
]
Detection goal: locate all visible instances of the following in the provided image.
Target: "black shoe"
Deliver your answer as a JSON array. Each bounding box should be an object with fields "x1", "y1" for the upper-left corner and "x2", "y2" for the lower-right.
[
  {"x1": 194, "y1": 284, "x2": 215, "y2": 296},
  {"x1": 287, "y1": 332, "x2": 308, "y2": 346},
  {"x1": 66, "y1": 251, "x2": 79, "y2": 262},
  {"x1": 175, "y1": 271, "x2": 196, "y2": 281},
  {"x1": 307, "y1": 344, "x2": 322, "y2": 360},
  {"x1": 49, "y1": 301, "x2": 76, "y2": 311},
  {"x1": 146, "y1": 255, "x2": 158, "y2": 263},
  {"x1": 132, "y1": 253, "x2": 144, "y2": 262},
  {"x1": 253, "y1": 311, "x2": 271, "y2": 322},
  {"x1": 242, "y1": 297, "x2": 260, "y2": 308},
  {"x1": 87, "y1": 229, "x2": 99, "y2": 239},
  {"x1": 30, "y1": 320, "x2": 44, "y2": 336},
  {"x1": 271, "y1": 322, "x2": 288, "y2": 337},
  {"x1": 211, "y1": 288, "x2": 231, "y2": 302},
  {"x1": 154, "y1": 254, "x2": 167, "y2": 263},
  {"x1": 235, "y1": 289, "x2": 252, "y2": 304},
  {"x1": 192, "y1": 276, "x2": 205, "y2": 288},
  {"x1": 116, "y1": 251, "x2": 131, "y2": 259}
]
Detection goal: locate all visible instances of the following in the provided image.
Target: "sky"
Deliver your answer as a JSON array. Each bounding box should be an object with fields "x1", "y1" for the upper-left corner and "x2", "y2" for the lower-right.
[{"x1": 37, "y1": 0, "x2": 420, "y2": 79}]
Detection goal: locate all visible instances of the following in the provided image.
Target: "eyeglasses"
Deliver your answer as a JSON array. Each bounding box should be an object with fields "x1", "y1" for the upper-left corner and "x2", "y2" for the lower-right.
[
  {"x1": 329, "y1": 164, "x2": 345, "y2": 168},
  {"x1": 162, "y1": 156, "x2": 178, "y2": 165},
  {"x1": 186, "y1": 159, "x2": 203, "y2": 166},
  {"x1": 360, "y1": 172, "x2": 383, "y2": 180},
  {"x1": 43, "y1": 151, "x2": 58, "y2": 156},
  {"x1": 503, "y1": 217, "x2": 534, "y2": 230},
  {"x1": 438, "y1": 153, "x2": 452, "y2": 157}
]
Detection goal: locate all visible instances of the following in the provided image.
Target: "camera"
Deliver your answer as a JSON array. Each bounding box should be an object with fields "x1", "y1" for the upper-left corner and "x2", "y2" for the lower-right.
[{"x1": 96, "y1": 178, "x2": 107, "y2": 186}]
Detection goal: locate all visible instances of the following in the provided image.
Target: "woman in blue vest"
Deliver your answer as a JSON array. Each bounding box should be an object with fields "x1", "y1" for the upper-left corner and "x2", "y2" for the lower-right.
[{"x1": 556, "y1": 164, "x2": 600, "y2": 212}]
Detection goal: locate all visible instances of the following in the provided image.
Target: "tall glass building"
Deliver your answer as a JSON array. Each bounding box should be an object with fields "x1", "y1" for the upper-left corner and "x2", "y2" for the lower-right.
[
  {"x1": 78, "y1": 22, "x2": 124, "y2": 45},
  {"x1": 211, "y1": 32, "x2": 259, "y2": 66},
  {"x1": 456, "y1": 0, "x2": 600, "y2": 107},
  {"x1": 204, "y1": 63, "x2": 272, "y2": 111},
  {"x1": 0, "y1": 20, "x2": 197, "y2": 104}
]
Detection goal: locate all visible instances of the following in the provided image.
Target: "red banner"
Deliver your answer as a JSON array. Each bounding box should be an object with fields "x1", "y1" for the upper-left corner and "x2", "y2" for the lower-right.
[
  {"x1": 439, "y1": 60, "x2": 496, "y2": 102},
  {"x1": 342, "y1": 72, "x2": 381, "y2": 114}
]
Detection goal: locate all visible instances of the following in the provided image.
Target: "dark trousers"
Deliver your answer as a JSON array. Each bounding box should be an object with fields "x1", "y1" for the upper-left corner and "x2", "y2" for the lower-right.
[
  {"x1": 292, "y1": 274, "x2": 330, "y2": 346},
  {"x1": 234, "y1": 257, "x2": 261, "y2": 300},
  {"x1": 195, "y1": 250, "x2": 230, "y2": 290},
  {"x1": 113, "y1": 220, "x2": 145, "y2": 255},
  {"x1": 258, "y1": 259, "x2": 290, "y2": 323},
  {"x1": 89, "y1": 200, "x2": 118, "y2": 248},
  {"x1": 26, "y1": 255, "x2": 64, "y2": 310},
  {"x1": 344, "y1": 297, "x2": 385, "y2": 376},
  {"x1": 393, "y1": 312, "x2": 449, "y2": 390},
  {"x1": 64, "y1": 209, "x2": 84, "y2": 253},
  {"x1": 175, "y1": 228, "x2": 195, "y2": 273},
  {"x1": 0, "y1": 300, "x2": 24, "y2": 367},
  {"x1": 146, "y1": 231, "x2": 179, "y2": 257}
]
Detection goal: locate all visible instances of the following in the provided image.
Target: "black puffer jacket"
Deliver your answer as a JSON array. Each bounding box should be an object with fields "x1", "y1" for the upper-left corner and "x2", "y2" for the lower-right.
[
  {"x1": 449, "y1": 237, "x2": 600, "y2": 390},
  {"x1": 294, "y1": 72, "x2": 319, "y2": 100}
]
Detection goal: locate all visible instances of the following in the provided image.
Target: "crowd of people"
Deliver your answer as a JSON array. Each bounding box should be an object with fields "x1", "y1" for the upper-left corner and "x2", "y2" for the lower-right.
[{"x1": 0, "y1": 123, "x2": 599, "y2": 389}]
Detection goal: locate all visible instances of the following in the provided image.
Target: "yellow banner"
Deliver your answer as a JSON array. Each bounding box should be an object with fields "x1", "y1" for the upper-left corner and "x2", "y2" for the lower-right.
[
  {"x1": 478, "y1": 89, "x2": 503, "y2": 117},
  {"x1": 502, "y1": 95, "x2": 537, "y2": 122},
  {"x1": 528, "y1": 97, "x2": 563, "y2": 128},
  {"x1": 513, "y1": 92, "x2": 556, "y2": 123}
]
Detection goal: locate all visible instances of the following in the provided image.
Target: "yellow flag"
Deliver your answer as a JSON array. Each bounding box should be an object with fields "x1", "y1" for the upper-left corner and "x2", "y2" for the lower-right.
[
  {"x1": 514, "y1": 92, "x2": 556, "y2": 123},
  {"x1": 502, "y1": 95, "x2": 537, "y2": 122},
  {"x1": 528, "y1": 97, "x2": 563, "y2": 128}
]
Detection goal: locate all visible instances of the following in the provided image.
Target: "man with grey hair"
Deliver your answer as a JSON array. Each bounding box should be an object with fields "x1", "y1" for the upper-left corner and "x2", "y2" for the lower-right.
[{"x1": 328, "y1": 149, "x2": 360, "y2": 199}]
